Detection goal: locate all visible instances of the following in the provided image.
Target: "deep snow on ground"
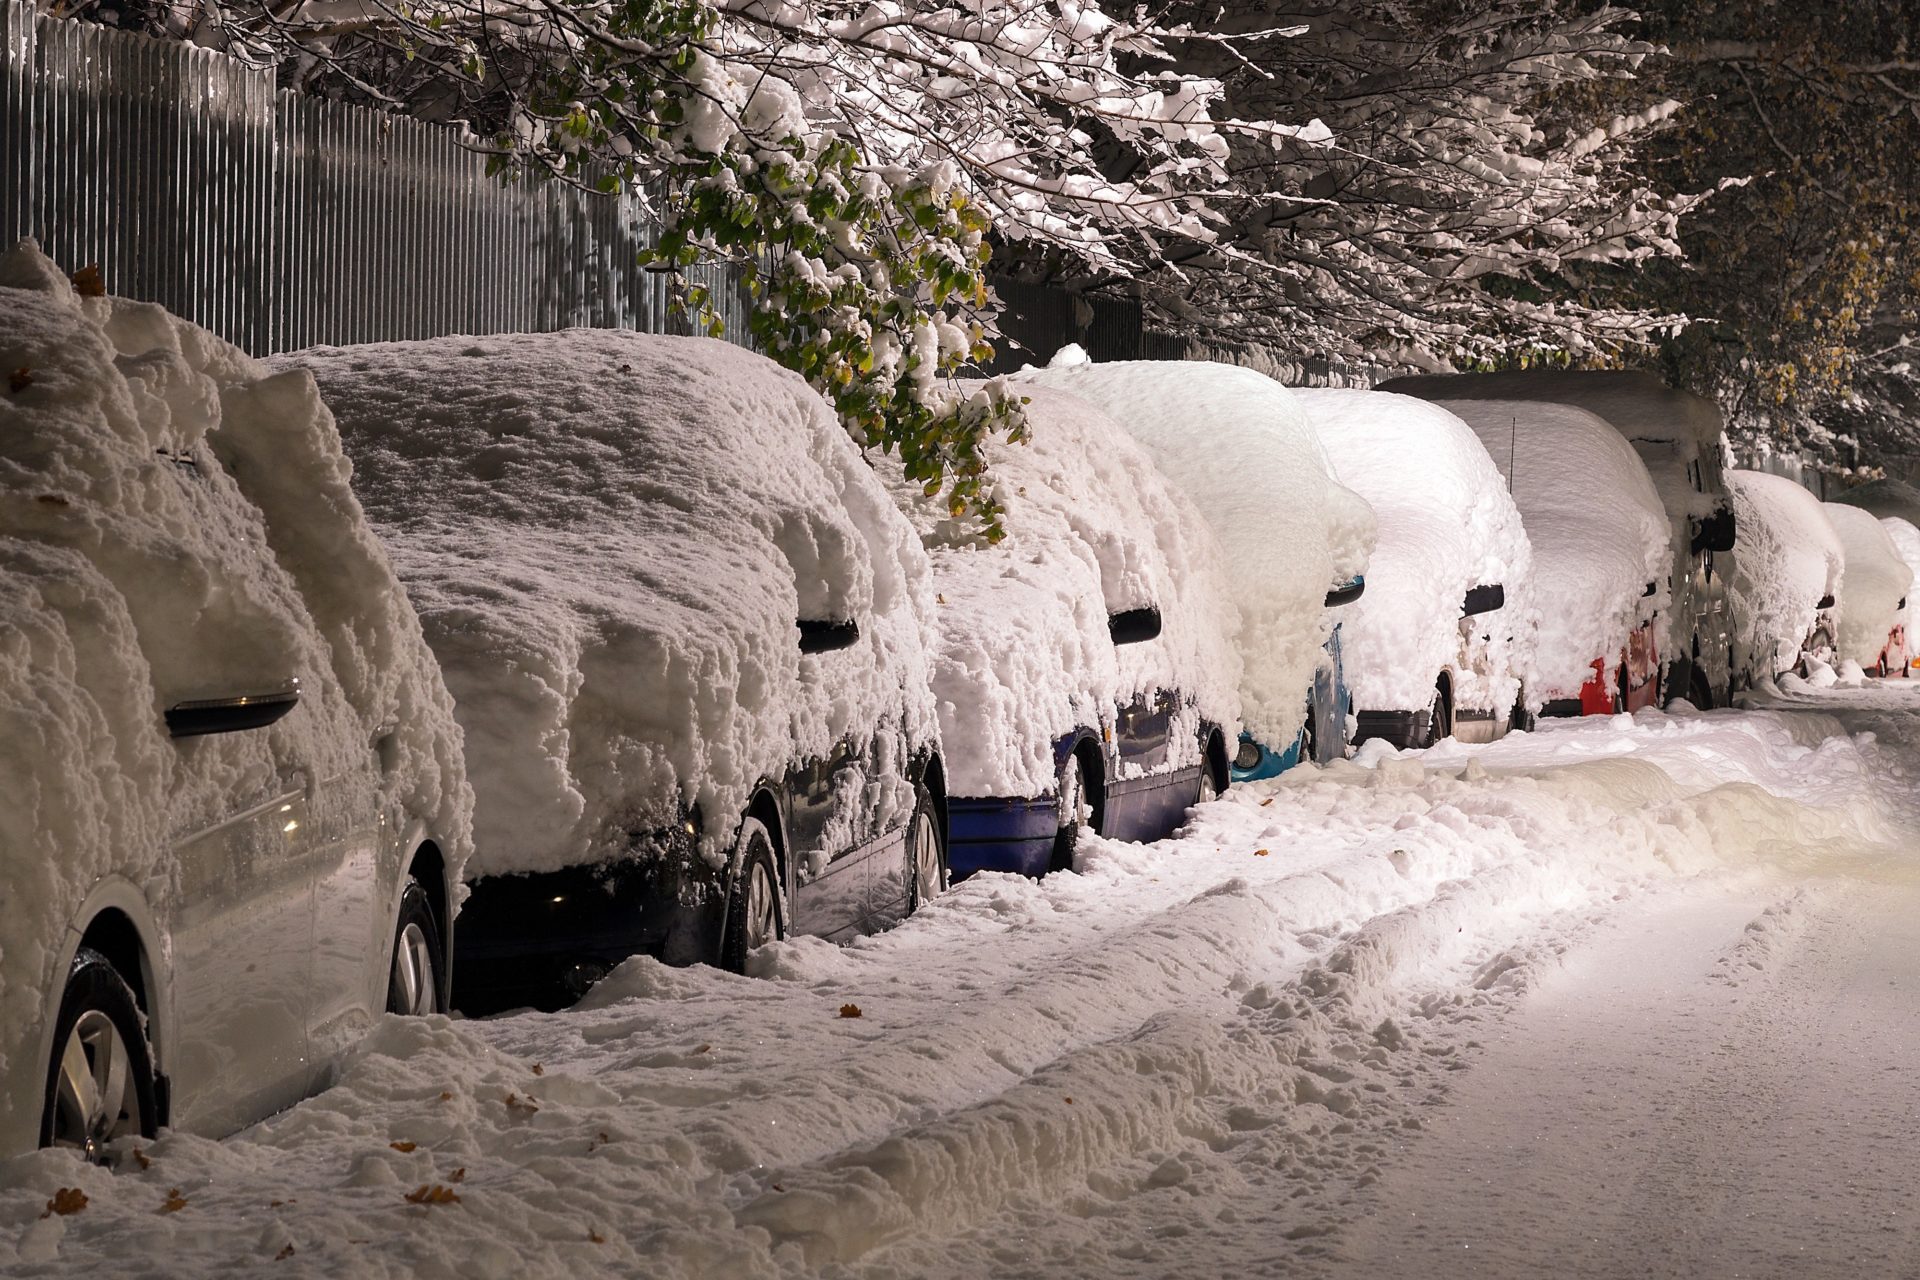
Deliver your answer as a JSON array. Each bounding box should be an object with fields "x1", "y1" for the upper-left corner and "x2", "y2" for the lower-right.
[{"x1": 6, "y1": 686, "x2": 1920, "y2": 1277}]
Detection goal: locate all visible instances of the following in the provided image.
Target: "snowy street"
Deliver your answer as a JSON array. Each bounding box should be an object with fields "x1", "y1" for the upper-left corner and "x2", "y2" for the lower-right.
[{"x1": 3, "y1": 681, "x2": 1916, "y2": 1277}]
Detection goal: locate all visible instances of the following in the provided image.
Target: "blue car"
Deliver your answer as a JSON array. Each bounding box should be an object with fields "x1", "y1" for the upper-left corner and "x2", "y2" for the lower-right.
[{"x1": 1233, "y1": 581, "x2": 1361, "y2": 782}]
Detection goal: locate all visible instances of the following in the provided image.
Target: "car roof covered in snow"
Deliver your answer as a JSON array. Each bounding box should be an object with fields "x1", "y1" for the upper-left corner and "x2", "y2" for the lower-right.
[{"x1": 277, "y1": 330, "x2": 938, "y2": 878}]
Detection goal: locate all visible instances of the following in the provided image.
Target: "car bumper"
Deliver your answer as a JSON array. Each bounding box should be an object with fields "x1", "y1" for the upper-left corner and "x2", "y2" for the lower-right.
[{"x1": 948, "y1": 794, "x2": 1058, "y2": 879}]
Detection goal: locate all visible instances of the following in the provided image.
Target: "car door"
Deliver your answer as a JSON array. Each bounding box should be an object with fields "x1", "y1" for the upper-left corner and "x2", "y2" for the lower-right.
[
  {"x1": 784, "y1": 740, "x2": 871, "y2": 942},
  {"x1": 302, "y1": 727, "x2": 388, "y2": 1075}
]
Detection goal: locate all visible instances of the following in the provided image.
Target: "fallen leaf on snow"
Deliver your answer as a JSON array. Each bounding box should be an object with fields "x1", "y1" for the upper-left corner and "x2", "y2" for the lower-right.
[
  {"x1": 449, "y1": 1167, "x2": 466, "y2": 1183},
  {"x1": 694, "y1": 1044, "x2": 712, "y2": 1055},
  {"x1": 70, "y1": 264, "x2": 105, "y2": 297},
  {"x1": 132, "y1": 1147, "x2": 152, "y2": 1170},
  {"x1": 159, "y1": 1188, "x2": 188, "y2": 1214},
  {"x1": 404, "y1": 1184, "x2": 461, "y2": 1206},
  {"x1": 1261, "y1": 797, "x2": 1274, "y2": 807},
  {"x1": 1254, "y1": 848, "x2": 1270, "y2": 857},
  {"x1": 275, "y1": 1244, "x2": 296, "y2": 1261},
  {"x1": 438, "y1": 1091, "x2": 454, "y2": 1102},
  {"x1": 504, "y1": 1093, "x2": 539, "y2": 1114},
  {"x1": 590, "y1": 1230, "x2": 606, "y2": 1244},
  {"x1": 390, "y1": 1141, "x2": 417, "y2": 1153},
  {"x1": 531, "y1": 1063, "x2": 544, "y2": 1076},
  {"x1": 43, "y1": 1188, "x2": 87, "y2": 1217},
  {"x1": 838, "y1": 1003, "x2": 862, "y2": 1018}
]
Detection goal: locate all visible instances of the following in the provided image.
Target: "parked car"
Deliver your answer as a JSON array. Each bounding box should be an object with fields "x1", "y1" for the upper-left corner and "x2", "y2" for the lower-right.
[
  {"x1": 877, "y1": 382, "x2": 1241, "y2": 877},
  {"x1": 1013, "y1": 355, "x2": 1375, "y2": 779},
  {"x1": 285, "y1": 332, "x2": 946, "y2": 1014},
  {"x1": 1875, "y1": 517, "x2": 1920, "y2": 677},
  {"x1": 1290, "y1": 389, "x2": 1532, "y2": 747},
  {"x1": 1725, "y1": 471, "x2": 1844, "y2": 682},
  {"x1": 0, "y1": 243, "x2": 470, "y2": 1160},
  {"x1": 1382, "y1": 371, "x2": 1737, "y2": 708},
  {"x1": 1822, "y1": 503, "x2": 1914, "y2": 676},
  {"x1": 1432, "y1": 399, "x2": 1670, "y2": 717}
]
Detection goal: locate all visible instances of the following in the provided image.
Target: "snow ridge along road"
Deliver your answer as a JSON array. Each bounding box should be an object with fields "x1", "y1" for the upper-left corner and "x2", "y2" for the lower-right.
[{"x1": 1, "y1": 685, "x2": 1914, "y2": 1277}]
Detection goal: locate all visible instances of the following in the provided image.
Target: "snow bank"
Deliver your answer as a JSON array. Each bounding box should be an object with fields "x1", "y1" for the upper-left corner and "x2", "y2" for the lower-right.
[
  {"x1": 1289, "y1": 390, "x2": 1532, "y2": 715},
  {"x1": 1822, "y1": 503, "x2": 1914, "y2": 669},
  {"x1": 0, "y1": 242, "x2": 470, "y2": 1100},
  {"x1": 1011, "y1": 359, "x2": 1375, "y2": 750},
  {"x1": 875, "y1": 384, "x2": 1240, "y2": 798},
  {"x1": 277, "y1": 332, "x2": 938, "y2": 879},
  {"x1": 1724, "y1": 472, "x2": 1843, "y2": 678},
  {"x1": 1437, "y1": 400, "x2": 1671, "y2": 701}
]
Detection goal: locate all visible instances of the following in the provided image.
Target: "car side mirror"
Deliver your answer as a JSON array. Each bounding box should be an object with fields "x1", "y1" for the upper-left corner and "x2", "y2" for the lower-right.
[
  {"x1": 166, "y1": 681, "x2": 300, "y2": 738},
  {"x1": 1461, "y1": 584, "x2": 1505, "y2": 617},
  {"x1": 798, "y1": 619, "x2": 860, "y2": 654},
  {"x1": 1692, "y1": 506, "x2": 1736, "y2": 554},
  {"x1": 1109, "y1": 607, "x2": 1163, "y2": 646},
  {"x1": 1324, "y1": 577, "x2": 1366, "y2": 609},
  {"x1": 1817, "y1": 593, "x2": 1835, "y2": 610}
]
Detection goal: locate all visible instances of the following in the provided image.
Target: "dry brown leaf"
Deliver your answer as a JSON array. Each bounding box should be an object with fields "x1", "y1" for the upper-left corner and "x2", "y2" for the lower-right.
[
  {"x1": 531, "y1": 1063, "x2": 544, "y2": 1076},
  {"x1": 132, "y1": 1147, "x2": 152, "y2": 1170},
  {"x1": 159, "y1": 1188, "x2": 188, "y2": 1214},
  {"x1": 275, "y1": 1244, "x2": 296, "y2": 1261},
  {"x1": 1065, "y1": 1096, "x2": 1075, "y2": 1105},
  {"x1": 589, "y1": 1230, "x2": 606, "y2": 1244},
  {"x1": 838, "y1": 1003, "x2": 862, "y2": 1019},
  {"x1": 1253, "y1": 848, "x2": 1270, "y2": 857},
  {"x1": 449, "y1": 1167, "x2": 467, "y2": 1183},
  {"x1": 771, "y1": 1182, "x2": 784, "y2": 1192},
  {"x1": 694, "y1": 1044, "x2": 712, "y2": 1055},
  {"x1": 504, "y1": 1093, "x2": 539, "y2": 1114},
  {"x1": 35, "y1": 494, "x2": 67, "y2": 507},
  {"x1": 43, "y1": 1188, "x2": 87, "y2": 1218},
  {"x1": 390, "y1": 1141, "x2": 417, "y2": 1153},
  {"x1": 9, "y1": 367, "x2": 32, "y2": 393},
  {"x1": 403, "y1": 1184, "x2": 461, "y2": 1206},
  {"x1": 936, "y1": 593, "x2": 947, "y2": 605},
  {"x1": 1260, "y1": 797, "x2": 1274, "y2": 807},
  {"x1": 70, "y1": 264, "x2": 105, "y2": 297}
]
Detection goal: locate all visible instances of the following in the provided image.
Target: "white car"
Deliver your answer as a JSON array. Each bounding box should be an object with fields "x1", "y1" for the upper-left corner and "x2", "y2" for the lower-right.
[
  {"x1": 876, "y1": 381, "x2": 1242, "y2": 877},
  {"x1": 1292, "y1": 389, "x2": 1532, "y2": 747},
  {"x1": 1823, "y1": 503, "x2": 1914, "y2": 676},
  {"x1": 0, "y1": 242, "x2": 471, "y2": 1159},
  {"x1": 285, "y1": 332, "x2": 945, "y2": 1013},
  {"x1": 1432, "y1": 399, "x2": 1670, "y2": 717},
  {"x1": 1726, "y1": 471, "x2": 1844, "y2": 681}
]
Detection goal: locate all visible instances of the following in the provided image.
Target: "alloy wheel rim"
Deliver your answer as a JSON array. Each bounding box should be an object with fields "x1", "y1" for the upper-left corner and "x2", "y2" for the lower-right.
[
  {"x1": 746, "y1": 855, "x2": 779, "y2": 949},
  {"x1": 53, "y1": 1010, "x2": 135, "y2": 1161},
  {"x1": 913, "y1": 809, "x2": 943, "y2": 899},
  {"x1": 1060, "y1": 758, "x2": 1085, "y2": 829},
  {"x1": 390, "y1": 922, "x2": 437, "y2": 1016}
]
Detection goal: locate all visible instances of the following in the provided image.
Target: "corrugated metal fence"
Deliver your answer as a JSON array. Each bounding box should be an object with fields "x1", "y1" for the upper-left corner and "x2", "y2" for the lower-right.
[{"x1": 1, "y1": 0, "x2": 751, "y2": 355}]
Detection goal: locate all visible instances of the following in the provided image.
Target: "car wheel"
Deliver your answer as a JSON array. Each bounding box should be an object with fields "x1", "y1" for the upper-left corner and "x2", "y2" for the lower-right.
[
  {"x1": 905, "y1": 784, "x2": 948, "y2": 916},
  {"x1": 1421, "y1": 680, "x2": 1452, "y2": 748},
  {"x1": 41, "y1": 948, "x2": 158, "y2": 1162},
  {"x1": 1049, "y1": 752, "x2": 1090, "y2": 874},
  {"x1": 387, "y1": 877, "x2": 445, "y2": 1016},
  {"x1": 720, "y1": 818, "x2": 784, "y2": 973},
  {"x1": 1300, "y1": 707, "x2": 1319, "y2": 765}
]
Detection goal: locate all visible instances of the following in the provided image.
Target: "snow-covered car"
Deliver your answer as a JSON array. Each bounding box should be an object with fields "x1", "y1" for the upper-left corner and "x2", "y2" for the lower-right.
[
  {"x1": 1291, "y1": 389, "x2": 1532, "y2": 747},
  {"x1": 1013, "y1": 356, "x2": 1375, "y2": 780},
  {"x1": 1875, "y1": 516, "x2": 1920, "y2": 677},
  {"x1": 1725, "y1": 471, "x2": 1844, "y2": 681},
  {"x1": 283, "y1": 332, "x2": 945, "y2": 1014},
  {"x1": 1382, "y1": 371, "x2": 1738, "y2": 708},
  {"x1": 1830, "y1": 477, "x2": 1920, "y2": 528},
  {"x1": 1822, "y1": 503, "x2": 1914, "y2": 677},
  {"x1": 877, "y1": 383, "x2": 1241, "y2": 878},
  {"x1": 1432, "y1": 399, "x2": 1670, "y2": 717},
  {"x1": 0, "y1": 243, "x2": 471, "y2": 1160}
]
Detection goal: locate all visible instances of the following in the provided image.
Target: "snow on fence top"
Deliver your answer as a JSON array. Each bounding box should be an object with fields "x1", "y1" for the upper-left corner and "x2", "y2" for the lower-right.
[
  {"x1": 0, "y1": 240, "x2": 472, "y2": 1095},
  {"x1": 1435, "y1": 399, "x2": 1670, "y2": 701},
  {"x1": 1726, "y1": 471, "x2": 1844, "y2": 679},
  {"x1": 1832, "y1": 478, "x2": 1920, "y2": 530},
  {"x1": 877, "y1": 383, "x2": 1242, "y2": 798},
  {"x1": 1822, "y1": 502, "x2": 1914, "y2": 669},
  {"x1": 277, "y1": 331, "x2": 939, "y2": 879},
  {"x1": 1291, "y1": 389, "x2": 1533, "y2": 715},
  {"x1": 1013, "y1": 356, "x2": 1375, "y2": 753}
]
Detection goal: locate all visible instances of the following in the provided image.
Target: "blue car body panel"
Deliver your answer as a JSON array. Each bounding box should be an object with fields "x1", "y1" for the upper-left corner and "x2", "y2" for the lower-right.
[{"x1": 1232, "y1": 623, "x2": 1350, "y2": 784}]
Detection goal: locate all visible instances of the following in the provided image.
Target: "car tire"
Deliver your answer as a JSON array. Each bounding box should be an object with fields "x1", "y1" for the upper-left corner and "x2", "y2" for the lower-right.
[
  {"x1": 1049, "y1": 751, "x2": 1091, "y2": 874},
  {"x1": 720, "y1": 818, "x2": 785, "y2": 973},
  {"x1": 905, "y1": 782, "x2": 948, "y2": 916},
  {"x1": 1300, "y1": 707, "x2": 1319, "y2": 766},
  {"x1": 41, "y1": 947, "x2": 158, "y2": 1161},
  {"x1": 387, "y1": 877, "x2": 445, "y2": 1016},
  {"x1": 1421, "y1": 680, "x2": 1452, "y2": 748}
]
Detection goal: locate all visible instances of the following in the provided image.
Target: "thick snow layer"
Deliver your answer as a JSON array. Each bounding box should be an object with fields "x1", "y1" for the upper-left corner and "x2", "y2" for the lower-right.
[
  {"x1": 1822, "y1": 503, "x2": 1914, "y2": 668},
  {"x1": 1726, "y1": 471, "x2": 1845, "y2": 677},
  {"x1": 4, "y1": 688, "x2": 1912, "y2": 1274},
  {"x1": 0, "y1": 243, "x2": 471, "y2": 1091},
  {"x1": 1011, "y1": 359, "x2": 1376, "y2": 750},
  {"x1": 277, "y1": 333, "x2": 939, "y2": 879},
  {"x1": 1437, "y1": 400, "x2": 1671, "y2": 701},
  {"x1": 1289, "y1": 389, "x2": 1532, "y2": 716},
  {"x1": 876, "y1": 384, "x2": 1240, "y2": 798}
]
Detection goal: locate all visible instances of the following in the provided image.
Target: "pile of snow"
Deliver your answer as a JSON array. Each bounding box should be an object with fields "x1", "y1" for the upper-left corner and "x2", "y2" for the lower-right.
[
  {"x1": 1725, "y1": 471, "x2": 1845, "y2": 678},
  {"x1": 1012, "y1": 356, "x2": 1375, "y2": 751},
  {"x1": 1822, "y1": 503, "x2": 1914, "y2": 669},
  {"x1": 1427, "y1": 400, "x2": 1669, "y2": 702},
  {"x1": 278, "y1": 332, "x2": 938, "y2": 878},
  {"x1": 1290, "y1": 389, "x2": 1532, "y2": 716},
  {"x1": 0, "y1": 242, "x2": 471, "y2": 1133},
  {"x1": 876, "y1": 382, "x2": 1240, "y2": 798}
]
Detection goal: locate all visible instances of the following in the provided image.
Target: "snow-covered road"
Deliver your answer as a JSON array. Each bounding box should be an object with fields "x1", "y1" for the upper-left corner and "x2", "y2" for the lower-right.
[{"x1": 4, "y1": 681, "x2": 1919, "y2": 1277}]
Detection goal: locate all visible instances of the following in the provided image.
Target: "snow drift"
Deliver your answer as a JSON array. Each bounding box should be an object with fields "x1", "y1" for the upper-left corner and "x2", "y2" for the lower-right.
[
  {"x1": 875, "y1": 382, "x2": 1240, "y2": 799},
  {"x1": 1012, "y1": 357, "x2": 1375, "y2": 752},
  {"x1": 1822, "y1": 503, "x2": 1914, "y2": 670},
  {"x1": 1436, "y1": 399, "x2": 1670, "y2": 703},
  {"x1": 1726, "y1": 472, "x2": 1844, "y2": 678},
  {"x1": 278, "y1": 332, "x2": 939, "y2": 879},
  {"x1": 1290, "y1": 389, "x2": 1532, "y2": 717}
]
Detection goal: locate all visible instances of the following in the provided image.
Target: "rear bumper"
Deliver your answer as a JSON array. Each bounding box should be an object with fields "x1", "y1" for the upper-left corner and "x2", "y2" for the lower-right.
[{"x1": 948, "y1": 794, "x2": 1058, "y2": 879}]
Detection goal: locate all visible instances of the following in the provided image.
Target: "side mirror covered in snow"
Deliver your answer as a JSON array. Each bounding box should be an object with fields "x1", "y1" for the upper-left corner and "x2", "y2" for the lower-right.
[
  {"x1": 1108, "y1": 607, "x2": 1163, "y2": 646},
  {"x1": 1817, "y1": 594, "x2": 1836, "y2": 610},
  {"x1": 797, "y1": 619, "x2": 861, "y2": 654},
  {"x1": 1692, "y1": 505, "x2": 1737, "y2": 555},
  {"x1": 1324, "y1": 577, "x2": 1366, "y2": 609},
  {"x1": 1643, "y1": 581, "x2": 1658, "y2": 598},
  {"x1": 1461, "y1": 584, "x2": 1505, "y2": 617},
  {"x1": 165, "y1": 681, "x2": 301, "y2": 738}
]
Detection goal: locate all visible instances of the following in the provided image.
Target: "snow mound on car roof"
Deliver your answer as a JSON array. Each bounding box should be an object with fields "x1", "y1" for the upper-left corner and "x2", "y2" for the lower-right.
[
  {"x1": 1291, "y1": 390, "x2": 1533, "y2": 717},
  {"x1": 1822, "y1": 503, "x2": 1914, "y2": 668},
  {"x1": 282, "y1": 332, "x2": 938, "y2": 878},
  {"x1": 1433, "y1": 400, "x2": 1670, "y2": 703},
  {"x1": 1726, "y1": 472, "x2": 1844, "y2": 678},
  {"x1": 1011, "y1": 360, "x2": 1373, "y2": 753},
  {"x1": 877, "y1": 383, "x2": 1241, "y2": 798},
  {"x1": 0, "y1": 240, "x2": 471, "y2": 1083}
]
